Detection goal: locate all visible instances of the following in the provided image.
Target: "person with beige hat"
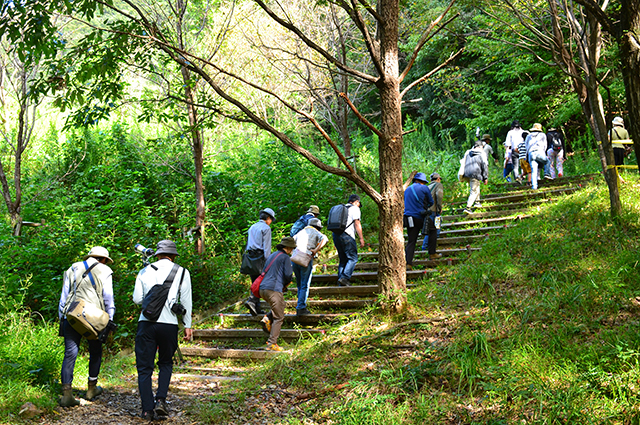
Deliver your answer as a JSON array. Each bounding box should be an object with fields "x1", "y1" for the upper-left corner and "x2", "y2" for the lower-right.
[
  {"x1": 610, "y1": 116, "x2": 630, "y2": 166},
  {"x1": 524, "y1": 123, "x2": 549, "y2": 190},
  {"x1": 289, "y1": 205, "x2": 320, "y2": 237},
  {"x1": 58, "y1": 246, "x2": 115, "y2": 407}
]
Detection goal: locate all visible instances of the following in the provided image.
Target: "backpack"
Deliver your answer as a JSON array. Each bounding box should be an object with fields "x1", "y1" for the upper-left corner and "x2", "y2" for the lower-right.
[
  {"x1": 141, "y1": 263, "x2": 183, "y2": 321},
  {"x1": 289, "y1": 215, "x2": 308, "y2": 237},
  {"x1": 326, "y1": 204, "x2": 353, "y2": 234},
  {"x1": 550, "y1": 133, "x2": 563, "y2": 152}
]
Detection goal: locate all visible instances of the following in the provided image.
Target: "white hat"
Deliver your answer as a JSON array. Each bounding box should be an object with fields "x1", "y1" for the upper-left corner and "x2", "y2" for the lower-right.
[
  {"x1": 84, "y1": 246, "x2": 113, "y2": 264},
  {"x1": 612, "y1": 116, "x2": 624, "y2": 126}
]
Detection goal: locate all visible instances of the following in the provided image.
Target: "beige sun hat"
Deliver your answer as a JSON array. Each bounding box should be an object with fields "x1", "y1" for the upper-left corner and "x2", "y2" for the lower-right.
[
  {"x1": 84, "y1": 246, "x2": 114, "y2": 264},
  {"x1": 529, "y1": 123, "x2": 543, "y2": 132},
  {"x1": 612, "y1": 116, "x2": 624, "y2": 126}
]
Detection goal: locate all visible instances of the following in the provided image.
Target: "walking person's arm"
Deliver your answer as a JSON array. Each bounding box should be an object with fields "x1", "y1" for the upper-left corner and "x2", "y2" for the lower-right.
[{"x1": 354, "y1": 219, "x2": 365, "y2": 248}]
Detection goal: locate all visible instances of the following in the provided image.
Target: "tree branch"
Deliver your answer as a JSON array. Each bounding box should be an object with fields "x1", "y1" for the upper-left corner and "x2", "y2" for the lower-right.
[
  {"x1": 400, "y1": 1, "x2": 458, "y2": 83},
  {"x1": 400, "y1": 48, "x2": 464, "y2": 98},
  {"x1": 338, "y1": 92, "x2": 382, "y2": 137}
]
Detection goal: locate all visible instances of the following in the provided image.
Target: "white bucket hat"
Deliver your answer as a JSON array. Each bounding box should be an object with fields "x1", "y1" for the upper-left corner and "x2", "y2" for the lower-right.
[
  {"x1": 612, "y1": 116, "x2": 624, "y2": 127},
  {"x1": 84, "y1": 246, "x2": 113, "y2": 264}
]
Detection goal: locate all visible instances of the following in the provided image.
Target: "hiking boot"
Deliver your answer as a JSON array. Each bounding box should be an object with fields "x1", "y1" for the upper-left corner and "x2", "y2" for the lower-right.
[
  {"x1": 430, "y1": 253, "x2": 442, "y2": 260},
  {"x1": 154, "y1": 398, "x2": 169, "y2": 418},
  {"x1": 85, "y1": 379, "x2": 103, "y2": 400},
  {"x1": 260, "y1": 315, "x2": 272, "y2": 334},
  {"x1": 473, "y1": 202, "x2": 482, "y2": 208},
  {"x1": 244, "y1": 298, "x2": 264, "y2": 316},
  {"x1": 338, "y1": 278, "x2": 351, "y2": 287},
  {"x1": 544, "y1": 174, "x2": 553, "y2": 180},
  {"x1": 141, "y1": 410, "x2": 157, "y2": 421},
  {"x1": 266, "y1": 343, "x2": 284, "y2": 352},
  {"x1": 296, "y1": 308, "x2": 311, "y2": 316},
  {"x1": 60, "y1": 383, "x2": 80, "y2": 407},
  {"x1": 463, "y1": 208, "x2": 473, "y2": 215}
]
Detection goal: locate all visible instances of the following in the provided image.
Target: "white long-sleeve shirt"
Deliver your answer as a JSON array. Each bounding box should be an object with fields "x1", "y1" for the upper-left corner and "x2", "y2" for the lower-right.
[{"x1": 133, "y1": 258, "x2": 192, "y2": 328}]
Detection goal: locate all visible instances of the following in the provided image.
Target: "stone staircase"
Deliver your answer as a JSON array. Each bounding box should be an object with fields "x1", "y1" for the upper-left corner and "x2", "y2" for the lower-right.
[{"x1": 179, "y1": 173, "x2": 597, "y2": 363}]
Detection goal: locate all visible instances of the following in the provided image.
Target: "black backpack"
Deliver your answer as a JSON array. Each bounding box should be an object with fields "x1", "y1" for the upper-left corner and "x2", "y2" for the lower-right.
[
  {"x1": 326, "y1": 204, "x2": 353, "y2": 234},
  {"x1": 550, "y1": 133, "x2": 563, "y2": 152},
  {"x1": 141, "y1": 263, "x2": 183, "y2": 321}
]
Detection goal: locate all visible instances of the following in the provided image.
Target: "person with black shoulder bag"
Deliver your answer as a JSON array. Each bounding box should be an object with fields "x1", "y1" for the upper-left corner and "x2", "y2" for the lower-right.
[
  {"x1": 132, "y1": 240, "x2": 193, "y2": 421},
  {"x1": 58, "y1": 246, "x2": 116, "y2": 407}
]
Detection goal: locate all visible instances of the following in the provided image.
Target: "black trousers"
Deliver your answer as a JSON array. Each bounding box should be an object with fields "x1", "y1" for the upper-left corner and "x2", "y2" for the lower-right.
[
  {"x1": 425, "y1": 214, "x2": 439, "y2": 255},
  {"x1": 135, "y1": 321, "x2": 178, "y2": 412},
  {"x1": 405, "y1": 216, "x2": 425, "y2": 266}
]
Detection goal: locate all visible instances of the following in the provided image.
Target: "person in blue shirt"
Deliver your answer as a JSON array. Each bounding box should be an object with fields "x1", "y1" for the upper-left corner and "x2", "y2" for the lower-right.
[{"x1": 403, "y1": 172, "x2": 434, "y2": 268}]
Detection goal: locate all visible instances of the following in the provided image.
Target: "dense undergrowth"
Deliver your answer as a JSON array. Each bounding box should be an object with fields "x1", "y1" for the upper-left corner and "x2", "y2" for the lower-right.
[{"x1": 196, "y1": 174, "x2": 640, "y2": 424}]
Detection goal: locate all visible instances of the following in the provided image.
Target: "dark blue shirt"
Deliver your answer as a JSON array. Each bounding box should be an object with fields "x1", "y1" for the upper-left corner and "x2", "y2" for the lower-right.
[
  {"x1": 404, "y1": 183, "x2": 434, "y2": 219},
  {"x1": 259, "y1": 249, "x2": 293, "y2": 293}
]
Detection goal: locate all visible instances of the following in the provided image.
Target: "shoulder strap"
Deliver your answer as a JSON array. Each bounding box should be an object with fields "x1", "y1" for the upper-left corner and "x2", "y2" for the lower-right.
[
  {"x1": 262, "y1": 252, "x2": 284, "y2": 275},
  {"x1": 82, "y1": 260, "x2": 106, "y2": 311},
  {"x1": 613, "y1": 128, "x2": 621, "y2": 141},
  {"x1": 409, "y1": 184, "x2": 420, "y2": 202},
  {"x1": 175, "y1": 268, "x2": 186, "y2": 302},
  {"x1": 163, "y1": 263, "x2": 180, "y2": 288}
]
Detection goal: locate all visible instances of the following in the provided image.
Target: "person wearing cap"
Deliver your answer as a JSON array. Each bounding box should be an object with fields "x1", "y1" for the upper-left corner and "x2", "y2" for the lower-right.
[
  {"x1": 243, "y1": 208, "x2": 276, "y2": 316},
  {"x1": 524, "y1": 123, "x2": 549, "y2": 190},
  {"x1": 132, "y1": 240, "x2": 193, "y2": 420},
  {"x1": 421, "y1": 172, "x2": 443, "y2": 259},
  {"x1": 461, "y1": 140, "x2": 489, "y2": 214},
  {"x1": 505, "y1": 120, "x2": 524, "y2": 181},
  {"x1": 610, "y1": 116, "x2": 630, "y2": 166},
  {"x1": 259, "y1": 237, "x2": 296, "y2": 351},
  {"x1": 480, "y1": 134, "x2": 499, "y2": 166},
  {"x1": 58, "y1": 246, "x2": 116, "y2": 407},
  {"x1": 545, "y1": 127, "x2": 566, "y2": 179},
  {"x1": 404, "y1": 172, "x2": 434, "y2": 268},
  {"x1": 292, "y1": 218, "x2": 329, "y2": 315},
  {"x1": 333, "y1": 194, "x2": 365, "y2": 287},
  {"x1": 289, "y1": 205, "x2": 320, "y2": 237}
]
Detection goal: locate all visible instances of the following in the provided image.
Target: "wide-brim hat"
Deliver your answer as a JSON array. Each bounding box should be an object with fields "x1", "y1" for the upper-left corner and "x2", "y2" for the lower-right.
[
  {"x1": 613, "y1": 116, "x2": 624, "y2": 126},
  {"x1": 155, "y1": 240, "x2": 179, "y2": 256},
  {"x1": 413, "y1": 172, "x2": 428, "y2": 183},
  {"x1": 260, "y1": 208, "x2": 276, "y2": 220},
  {"x1": 307, "y1": 205, "x2": 320, "y2": 215},
  {"x1": 278, "y1": 236, "x2": 297, "y2": 248},
  {"x1": 84, "y1": 246, "x2": 114, "y2": 264},
  {"x1": 430, "y1": 172, "x2": 441, "y2": 181},
  {"x1": 482, "y1": 134, "x2": 491, "y2": 141},
  {"x1": 308, "y1": 218, "x2": 322, "y2": 229},
  {"x1": 529, "y1": 123, "x2": 543, "y2": 132}
]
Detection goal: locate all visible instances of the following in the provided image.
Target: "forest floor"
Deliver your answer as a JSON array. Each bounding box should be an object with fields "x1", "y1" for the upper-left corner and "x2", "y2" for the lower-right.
[{"x1": 39, "y1": 374, "x2": 217, "y2": 424}]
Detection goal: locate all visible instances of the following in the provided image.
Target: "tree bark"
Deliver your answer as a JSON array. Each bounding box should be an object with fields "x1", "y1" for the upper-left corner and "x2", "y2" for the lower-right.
[
  {"x1": 619, "y1": 0, "x2": 640, "y2": 173},
  {"x1": 376, "y1": 0, "x2": 406, "y2": 312}
]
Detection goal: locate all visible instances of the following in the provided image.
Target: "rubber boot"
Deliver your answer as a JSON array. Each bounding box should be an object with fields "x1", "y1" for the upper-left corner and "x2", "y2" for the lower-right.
[
  {"x1": 85, "y1": 379, "x2": 103, "y2": 400},
  {"x1": 60, "y1": 383, "x2": 80, "y2": 407}
]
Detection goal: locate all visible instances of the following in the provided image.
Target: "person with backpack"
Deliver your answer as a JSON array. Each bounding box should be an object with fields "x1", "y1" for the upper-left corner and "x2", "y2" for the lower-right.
[
  {"x1": 132, "y1": 240, "x2": 192, "y2": 421},
  {"x1": 421, "y1": 172, "x2": 443, "y2": 259},
  {"x1": 58, "y1": 246, "x2": 116, "y2": 407},
  {"x1": 242, "y1": 208, "x2": 276, "y2": 316},
  {"x1": 525, "y1": 123, "x2": 549, "y2": 190},
  {"x1": 545, "y1": 128, "x2": 565, "y2": 179},
  {"x1": 610, "y1": 116, "x2": 630, "y2": 167},
  {"x1": 258, "y1": 237, "x2": 296, "y2": 351},
  {"x1": 292, "y1": 218, "x2": 328, "y2": 315},
  {"x1": 328, "y1": 194, "x2": 365, "y2": 287},
  {"x1": 505, "y1": 120, "x2": 524, "y2": 181},
  {"x1": 404, "y1": 172, "x2": 434, "y2": 268},
  {"x1": 461, "y1": 140, "x2": 489, "y2": 214},
  {"x1": 289, "y1": 205, "x2": 320, "y2": 237}
]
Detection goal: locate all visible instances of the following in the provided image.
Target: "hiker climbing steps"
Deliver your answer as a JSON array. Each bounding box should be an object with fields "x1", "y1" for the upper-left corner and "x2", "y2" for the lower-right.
[{"x1": 182, "y1": 173, "x2": 594, "y2": 360}]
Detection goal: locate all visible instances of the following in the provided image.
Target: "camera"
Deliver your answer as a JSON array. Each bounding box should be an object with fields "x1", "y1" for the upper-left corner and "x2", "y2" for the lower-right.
[
  {"x1": 171, "y1": 302, "x2": 186, "y2": 316},
  {"x1": 135, "y1": 244, "x2": 155, "y2": 266},
  {"x1": 135, "y1": 244, "x2": 155, "y2": 257}
]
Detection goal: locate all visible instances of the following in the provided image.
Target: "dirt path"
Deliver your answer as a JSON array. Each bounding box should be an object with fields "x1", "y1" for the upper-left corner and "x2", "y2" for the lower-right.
[{"x1": 39, "y1": 374, "x2": 221, "y2": 425}]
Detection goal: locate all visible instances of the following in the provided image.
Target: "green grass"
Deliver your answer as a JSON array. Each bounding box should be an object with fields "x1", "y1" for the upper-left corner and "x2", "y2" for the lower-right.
[{"x1": 194, "y1": 174, "x2": 640, "y2": 424}]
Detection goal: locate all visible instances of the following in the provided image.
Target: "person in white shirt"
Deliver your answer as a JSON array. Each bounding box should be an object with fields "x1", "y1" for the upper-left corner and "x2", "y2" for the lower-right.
[
  {"x1": 133, "y1": 240, "x2": 192, "y2": 421},
  {"x1": 332, "y1": 194, "x2": 365, "y2": 287}
]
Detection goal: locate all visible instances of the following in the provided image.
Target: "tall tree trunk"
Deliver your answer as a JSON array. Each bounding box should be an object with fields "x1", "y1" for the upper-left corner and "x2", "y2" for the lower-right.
[
  {"x1": 619, "y1": 0, "x2": 640, "y2": 173},
  {"x1": 376, "y1": 0, "x2": 406, "y2": 312},
  {"x1": 177, "y1": 0, "x2": 206, "y2": 254}
]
